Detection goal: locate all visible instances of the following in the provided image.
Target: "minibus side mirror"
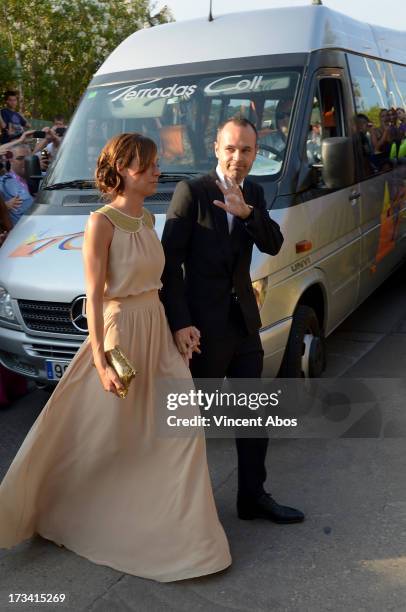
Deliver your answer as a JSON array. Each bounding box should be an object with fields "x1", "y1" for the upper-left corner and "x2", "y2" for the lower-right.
[
  {"x1": 321, "y1": 137, "x2": 354, "y2": 190},
  {"x1": 25, "y1": 155, "x2": 43, "y2": 195}
]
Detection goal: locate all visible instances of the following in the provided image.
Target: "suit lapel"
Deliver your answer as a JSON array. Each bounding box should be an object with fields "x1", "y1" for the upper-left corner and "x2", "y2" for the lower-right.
[
  {"x1": 205, "y1": 171, "x2": 233, "y2": 272},
  {"x1": 229, "y1": 180, "x2": 252, "y2": 247},
  {"x1": 241, "y1": 179, "x2": 253, "y2": 209}
]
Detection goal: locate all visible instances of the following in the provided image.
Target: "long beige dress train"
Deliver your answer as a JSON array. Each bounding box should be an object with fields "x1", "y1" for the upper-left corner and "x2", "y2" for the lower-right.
[{"x1": 0, "y1": 204, "x2": 231, "y2": 582}]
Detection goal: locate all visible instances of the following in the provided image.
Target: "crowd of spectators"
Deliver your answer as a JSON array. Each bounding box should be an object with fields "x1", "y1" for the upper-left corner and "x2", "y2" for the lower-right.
[
  {"x1": 357, "y1": 106, "x2": 406, "y2": 173},
  {"x1": 0, "y1": 90, "x2": 67, "y2": 247},
  {"x1": 0, "y1": 90, "x2": 69, "y2": 404}
]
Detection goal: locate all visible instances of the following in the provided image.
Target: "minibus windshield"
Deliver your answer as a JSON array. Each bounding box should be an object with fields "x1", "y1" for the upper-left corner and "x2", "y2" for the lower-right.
[{"x1": 45, "y1": 68, "x2": 301, "y2": 186}]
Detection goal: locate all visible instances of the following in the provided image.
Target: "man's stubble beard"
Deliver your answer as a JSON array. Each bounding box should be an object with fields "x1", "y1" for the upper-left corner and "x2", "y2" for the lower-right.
[{"x1": 226, "y1": 165, "x2": 251, "y2": 184}]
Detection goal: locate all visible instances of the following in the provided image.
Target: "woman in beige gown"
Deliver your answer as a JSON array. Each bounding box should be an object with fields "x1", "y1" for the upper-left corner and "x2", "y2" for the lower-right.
[{"x1": 0, "y1": 133, "x2": 231, "y2": 582}]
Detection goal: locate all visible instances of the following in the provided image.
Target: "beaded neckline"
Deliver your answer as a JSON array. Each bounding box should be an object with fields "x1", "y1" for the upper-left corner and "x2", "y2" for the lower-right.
[
  {"x1": 105, "y1": 204, "x2": 144, "y2": 220},
  {"x1": 94, "y1": 205, "x2": 155, "y2": 233}
]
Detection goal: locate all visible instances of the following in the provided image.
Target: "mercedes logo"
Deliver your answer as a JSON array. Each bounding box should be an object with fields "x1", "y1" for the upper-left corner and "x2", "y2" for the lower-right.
[{"x1": 70, "y1": 296, "x2": 88, "y2": 332}]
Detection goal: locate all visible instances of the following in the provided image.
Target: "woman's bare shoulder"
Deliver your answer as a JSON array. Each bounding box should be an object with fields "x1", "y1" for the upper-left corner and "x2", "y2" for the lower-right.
[
  {"x1": 84, "y1": 210, "x2": 114, "y2": 248},
  {"x1": 86, "y1": 209, "x2": 114, "y2": 233}
]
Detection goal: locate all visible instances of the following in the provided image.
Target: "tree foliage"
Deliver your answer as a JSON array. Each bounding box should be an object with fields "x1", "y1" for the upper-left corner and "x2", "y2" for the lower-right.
[{"x1": 0, "y1": 0, "x2": 173, "y2": 120}]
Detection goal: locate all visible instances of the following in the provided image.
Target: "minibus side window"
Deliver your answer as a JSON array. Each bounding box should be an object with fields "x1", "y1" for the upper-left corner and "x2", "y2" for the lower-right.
[
  {"x1": 348, "y1": 53, "x2": 406, "y2": 176},
  {"x1": 305, "y1": 78, "x2": 346, "y2": 189},
  {"x1": 306, "y1": 96, "x2": 322, "y2": 166},
  {"x1": 390, "y1": 64, "x2": 406, "y2": 164}
]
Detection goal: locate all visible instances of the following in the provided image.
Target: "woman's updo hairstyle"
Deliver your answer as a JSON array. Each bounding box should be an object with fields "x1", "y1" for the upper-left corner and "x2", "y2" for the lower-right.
[{"x1": 95, "y1": 132, "x2": 157, "y2": 198}]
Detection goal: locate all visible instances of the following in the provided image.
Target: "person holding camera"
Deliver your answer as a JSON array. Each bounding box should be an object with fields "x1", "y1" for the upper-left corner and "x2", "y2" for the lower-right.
[
  {"x1": 33, "y1": 123, "x2": 66, "y2": 171},
  {"x1": 0, "y1": 128, "x2": 35, "y2": 156},
  {"x1": 0, "y1": 91, "x2": 31, "y2": 144}
]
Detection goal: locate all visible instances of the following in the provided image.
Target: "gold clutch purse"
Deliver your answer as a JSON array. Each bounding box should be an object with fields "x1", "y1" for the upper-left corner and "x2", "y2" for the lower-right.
[{"x1": 105, "y1": 345, "x2": 138, "y2": 399}]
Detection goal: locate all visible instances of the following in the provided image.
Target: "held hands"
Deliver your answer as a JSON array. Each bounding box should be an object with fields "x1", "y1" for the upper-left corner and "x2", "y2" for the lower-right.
[
  {"x1": 214, "y1": 176, "x2": 252, "y2": 219},
  {"x1": 96, "y1": 362, "x2": 125, "y2": 398},
  {"x1": 174, "y1": 326, "x2": 201, "y2": 364}
]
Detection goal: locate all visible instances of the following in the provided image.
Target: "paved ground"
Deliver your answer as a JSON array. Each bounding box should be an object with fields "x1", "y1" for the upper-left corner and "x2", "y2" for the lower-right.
[{"x1": 1, "y1": 264, "x2": 406, "y2": 611}]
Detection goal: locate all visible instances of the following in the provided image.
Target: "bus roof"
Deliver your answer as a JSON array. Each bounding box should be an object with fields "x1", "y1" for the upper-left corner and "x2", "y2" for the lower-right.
[{"x1": 95, "y1": 5, "x2": 406, "y2": 77}]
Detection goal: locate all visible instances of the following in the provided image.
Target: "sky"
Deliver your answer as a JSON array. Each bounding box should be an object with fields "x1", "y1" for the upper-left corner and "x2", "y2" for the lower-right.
[{"x1": 155, "y1": 0, "x2": 406, "y2": 30}]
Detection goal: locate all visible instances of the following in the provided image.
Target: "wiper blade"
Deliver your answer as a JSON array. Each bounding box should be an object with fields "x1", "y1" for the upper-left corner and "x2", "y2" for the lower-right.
[
  {"x1": 158, "y1": 172, "x2": 199, "y2": 183},
  {"x1": 44, "y1": 179, "x2": 96, "y2": 190}
]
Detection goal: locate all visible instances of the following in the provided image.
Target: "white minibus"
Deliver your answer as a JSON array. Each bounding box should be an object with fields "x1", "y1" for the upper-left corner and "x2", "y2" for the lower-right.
[{"x1": 1, "y1": 4, "x2": 406, "y2": 383}]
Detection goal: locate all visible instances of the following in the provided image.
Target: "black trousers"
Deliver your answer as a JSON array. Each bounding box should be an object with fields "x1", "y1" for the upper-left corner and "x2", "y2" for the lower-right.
[{"x1": 190, "y1": 299, "x2": 268, "y2": 501}]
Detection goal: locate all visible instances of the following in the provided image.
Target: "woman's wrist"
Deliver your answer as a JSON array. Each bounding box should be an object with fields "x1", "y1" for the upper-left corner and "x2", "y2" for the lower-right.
[{"x1": 93, "y1": 354, "x2": 107, "y2": 370}]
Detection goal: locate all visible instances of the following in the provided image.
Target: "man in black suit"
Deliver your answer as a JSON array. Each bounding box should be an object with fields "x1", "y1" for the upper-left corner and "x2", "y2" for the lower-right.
[{"x1": 161, "y1": 117, "x2": 304, "y2": 523}]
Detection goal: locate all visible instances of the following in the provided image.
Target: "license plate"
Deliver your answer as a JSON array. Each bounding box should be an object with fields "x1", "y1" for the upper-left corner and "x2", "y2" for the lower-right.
[{"x1": 45, "y1": 360, "x2": 70, "y2": 380}]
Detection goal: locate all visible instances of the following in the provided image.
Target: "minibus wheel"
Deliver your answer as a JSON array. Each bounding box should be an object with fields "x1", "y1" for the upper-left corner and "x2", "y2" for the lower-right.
[{"x1": 279, "y1": 305, "x2": 325, "y2": 378}]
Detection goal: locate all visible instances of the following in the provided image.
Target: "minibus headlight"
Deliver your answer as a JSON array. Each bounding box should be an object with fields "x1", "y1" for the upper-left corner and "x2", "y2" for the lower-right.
[
  {"x1": 252, "y1": 277, "x2": 269, "y2": 310},
  {"x1": 0, "y1": 287, "x2": 17, "y2": 322}
]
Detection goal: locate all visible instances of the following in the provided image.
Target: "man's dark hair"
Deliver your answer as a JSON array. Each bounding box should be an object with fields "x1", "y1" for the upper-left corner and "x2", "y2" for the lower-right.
[
  {"x1": 4, "y1": 90, "x2": 18, "y2": 101},
  {"x1": 53, "y1": 114, "x2": 65, "y2": 122},
  {"x1": 217, "y1": 116, "x2": 258, "y2": 141},
  {"x1": 357, "y1": 113, "x2": 370, "y2": 122}
]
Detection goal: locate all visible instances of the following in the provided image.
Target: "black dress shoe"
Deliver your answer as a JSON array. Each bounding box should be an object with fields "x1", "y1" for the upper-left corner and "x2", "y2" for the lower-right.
[{"x1": 237, "y1": 493, "x2": 305, "y2": 523}]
